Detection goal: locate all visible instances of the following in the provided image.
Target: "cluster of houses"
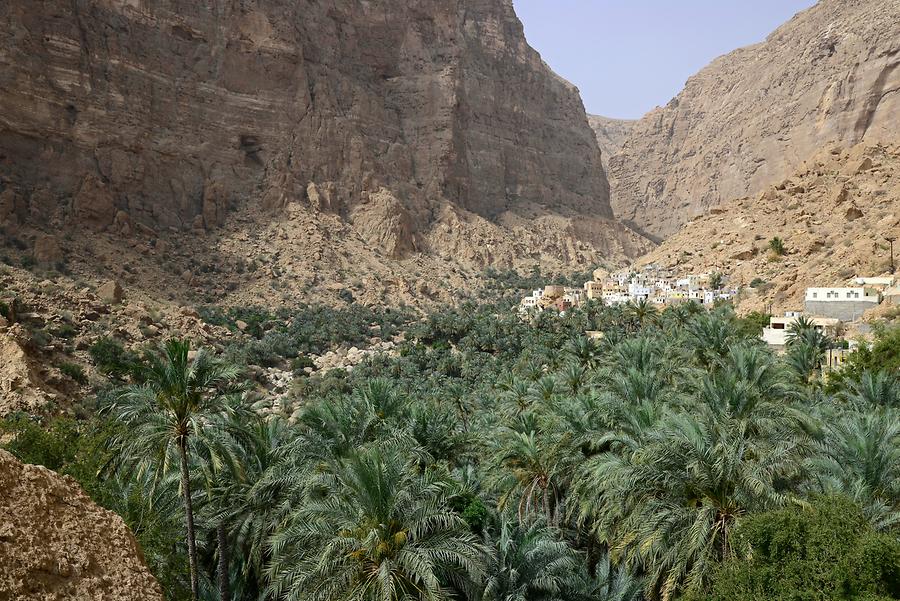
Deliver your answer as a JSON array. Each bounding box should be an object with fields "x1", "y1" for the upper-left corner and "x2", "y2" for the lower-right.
[
  {"x1": 519, "y1": 264, "x2": 737, "y2": 315},
  {"x1": 520, "y1": 265, "x2": 899, "y2": 375}
]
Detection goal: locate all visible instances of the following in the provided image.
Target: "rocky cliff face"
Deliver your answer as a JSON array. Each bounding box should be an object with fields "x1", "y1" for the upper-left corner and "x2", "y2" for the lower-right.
[
  {"x1": 0, "y1": 449, "x2": 164, "y2": 600},
  {"x1": 0, "y1": 0, "x2": 617, "y2": 260},
  {"x1": 587, "y1": 115, "x2": 636, "y2": 174},
  {"x1": 610, "y1": 0, "x2": 900, "y2": 239}
]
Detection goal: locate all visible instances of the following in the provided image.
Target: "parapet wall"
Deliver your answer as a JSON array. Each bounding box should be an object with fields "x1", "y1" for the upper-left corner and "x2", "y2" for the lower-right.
[{"x1": 804, "y1": 300, "x2": 878, "y2": 322}]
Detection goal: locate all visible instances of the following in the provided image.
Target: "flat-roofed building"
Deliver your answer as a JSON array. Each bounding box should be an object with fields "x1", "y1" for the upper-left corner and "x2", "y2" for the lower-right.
[
  {"x1": 762, "y1": 312, "x2": 841, "y2": 349},
  {"x1": 805, "y1": 287, "x2": 880, "y2": 321}
]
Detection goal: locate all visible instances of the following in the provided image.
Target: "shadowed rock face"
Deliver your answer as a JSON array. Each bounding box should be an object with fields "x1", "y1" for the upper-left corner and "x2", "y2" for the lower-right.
[
  {"x1": 610, "y1": 0, "x2": 900, "y2": 239},
  {"x1": 0, "y1": 0, "x2": 611, "y2": 247},
  {"x1": 587, "y1": 115, "x2": 636, "y2": 174}
]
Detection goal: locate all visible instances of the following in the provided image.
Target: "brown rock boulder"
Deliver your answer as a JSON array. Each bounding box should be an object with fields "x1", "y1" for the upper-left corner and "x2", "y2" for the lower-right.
[
  {"x1": 0, "y1": 449, "x2": 164, "y2": 600},
  {"x1": 97, "y1": 280, "x2": 124, "y2": 304},
  {"x1": 0, "y1": 330, "x2": 53, "y2": 416},
  {"x1": 350, "y1": 188, "x2": 416, "y2": 258},
  {"x1": 730, "y1": 246, "x2": 758, "y2": 261},
  {"x1": 32, "y1": 233, "x2": 63, "y2": 266},
  {"x1": 73, "y1": 176, "x2": 117, "y2": 231},
  {"x1": 845, "y1": 205, "x2": 864, "y2": 221}
]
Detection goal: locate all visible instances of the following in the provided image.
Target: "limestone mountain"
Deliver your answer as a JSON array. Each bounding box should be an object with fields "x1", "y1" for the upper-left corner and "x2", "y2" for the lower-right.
[
  {"x1": 610, "y1": 0, "x2": 900, "y2": 239},
  {"x1": 587, "y1": 115, "x2": 636, "y2": 175},
  {"x1": 0, "y1": 0, "x2": 647, "y2": 297},
  {"x1": 636, "y1": 143, "x2": 900, "y2": 316}
]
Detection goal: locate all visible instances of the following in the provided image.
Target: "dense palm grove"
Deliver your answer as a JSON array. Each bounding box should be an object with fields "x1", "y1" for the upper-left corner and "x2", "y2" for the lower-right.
[{"x1": 3, "y1": 287, "x2": 900, "y2": 601}]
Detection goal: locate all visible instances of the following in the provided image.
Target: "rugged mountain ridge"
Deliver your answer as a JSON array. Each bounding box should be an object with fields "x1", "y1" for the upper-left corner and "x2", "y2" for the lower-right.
[
  {"x1": 637, "y1": 143, "x2": 900, "y2": 315},
  {"x1": 610, "y1": 0, "x2": 900, "y2": 239},
  {"x1": 0, "y1": 0, "x2": 633, "y2": 267}
]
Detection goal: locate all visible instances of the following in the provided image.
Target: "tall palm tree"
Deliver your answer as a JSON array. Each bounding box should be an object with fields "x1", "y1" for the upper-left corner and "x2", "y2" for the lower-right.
[
  {"x1": 492, "y1": 420, "x2": 583, "y2": 526},
  {"x1": 565, "y1": 337, "x2": 601, "y2": 370},
  {"x1": 267, "y1": 448, "x2": 485, "y2": 601},
  {"x1": 626, "y1": 299, "x2": 658, "y2": 331},
  {"x1": 784, "y1": 339, "x2": 826, "y2": 385},
  {"x1": 215, "y1": 416, "x2": 299, "y2": 600},
  {"x1": 570, "y1": 554, "x2": 643, "y2": 601},
  {"x1": 786, "y1": 317, "x2": 831, "y2": 370},
  {"x1": 106, "y1": 339, "x2": 244, "y2": 600}
]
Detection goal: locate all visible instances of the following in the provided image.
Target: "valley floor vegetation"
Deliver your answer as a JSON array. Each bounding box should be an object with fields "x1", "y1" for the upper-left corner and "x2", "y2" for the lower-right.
[{"x1": 3, "y1": 294, "x2": 900, "y2": 601}]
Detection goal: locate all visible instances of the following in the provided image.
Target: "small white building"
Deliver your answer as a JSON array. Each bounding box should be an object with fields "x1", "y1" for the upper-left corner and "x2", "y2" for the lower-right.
[
  {"x1": 762, "y1": 313, "x2": 841, "y2": 349},
  {"x1": 628, "y1": 282, "x2": 652, "y2": 299}
]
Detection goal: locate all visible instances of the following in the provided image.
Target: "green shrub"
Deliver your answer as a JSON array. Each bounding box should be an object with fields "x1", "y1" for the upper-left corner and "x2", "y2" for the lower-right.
[
  {"x1": 59, "y1": 361, "x2": 88, "y2": 385},
  {"x1": 749, "y1": 277, "x2": 766, "y2": 288},
  {"x1": 50, "y1": 323, "x2": 77, "y2": 339},
  {"x1": 768, "y1": 236, "x2": 786, "y2": 256},
  {"x1": 734, "y1": 311, "x2": 771, "y2": 338},
  {"x1": 691, "y1": 496, "x2": 900, "y2": 601},
  {"x1": 89, "y1": 337, "x2": 139, "y2": 380}
]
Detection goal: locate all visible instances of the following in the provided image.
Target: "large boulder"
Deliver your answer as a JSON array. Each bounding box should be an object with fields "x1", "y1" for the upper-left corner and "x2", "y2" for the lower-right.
[{"x1": 0, "y1": 449, "x2": 164, "y2": 600}]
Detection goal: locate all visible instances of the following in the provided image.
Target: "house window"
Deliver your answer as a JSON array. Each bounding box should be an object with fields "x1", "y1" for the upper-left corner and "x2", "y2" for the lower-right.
[{"x1": 812, "y1": 292, "x2": 818, "y2": 299}]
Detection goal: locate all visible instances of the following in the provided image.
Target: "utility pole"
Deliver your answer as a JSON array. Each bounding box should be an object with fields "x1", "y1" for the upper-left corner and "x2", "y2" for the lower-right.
[{"x1": 887, "y1": 235, "x2": 897, "y2": 274}]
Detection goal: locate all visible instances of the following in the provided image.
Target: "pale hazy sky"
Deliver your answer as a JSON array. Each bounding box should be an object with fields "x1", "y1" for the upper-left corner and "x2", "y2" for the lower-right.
[{"x1": 513, "y1": 0, "x2": 817, "y2": 119}]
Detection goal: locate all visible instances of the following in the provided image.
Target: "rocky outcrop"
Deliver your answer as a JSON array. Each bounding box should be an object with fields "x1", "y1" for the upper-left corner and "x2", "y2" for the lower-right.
[
  {"x1": 611, "y1": 0, "x2": 900, "y2": 239},
  {"x1": 636, "y1": 143, "x2": 900, "y2": 314},
  {"x1": 0, "y1": 449, "x2": 164, "y2": 600},
  {"x1": 587, "y1": 115, "x2": 636, "y2": 174},
  {"x1": 0, "y1": 327, "x2": 57, "y2": 416},
  {"x1": 0, "y1": 0, "x2": 620, "y2": 255}
]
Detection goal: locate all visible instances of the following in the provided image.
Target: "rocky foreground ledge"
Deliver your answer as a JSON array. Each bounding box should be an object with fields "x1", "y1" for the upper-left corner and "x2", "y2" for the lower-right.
[{"x1": 0, "y1": 449, "x2": 163, "y2": 600}]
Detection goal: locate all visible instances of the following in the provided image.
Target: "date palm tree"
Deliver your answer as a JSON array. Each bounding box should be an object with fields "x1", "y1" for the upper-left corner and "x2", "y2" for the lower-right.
[
  {"x1": 492, "y1": 428, "x2": 578, "y2": 525},
  {"x1": 842, "y1": 370, "x2": 900, "y2": 408},
  {"x1": 106, "y1": 339, "x2": 244, "y2": 600},
  {"x1": 575, "y1": 410, "x2": 799, "y2": 600},
  {"x1": 267, "y1": 448, "x2": 485, "y2": 601},
  {"x1": 479, "y1": 518, "x2": 580, "y2": 601},
  {"x1": 807, "y1": 408, "x2": 900, "y2": 530}
]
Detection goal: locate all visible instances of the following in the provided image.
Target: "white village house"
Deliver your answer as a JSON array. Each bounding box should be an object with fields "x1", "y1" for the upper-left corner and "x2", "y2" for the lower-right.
[{"x1": 804, "y1": 286, "x2": 881, "y2": 321}]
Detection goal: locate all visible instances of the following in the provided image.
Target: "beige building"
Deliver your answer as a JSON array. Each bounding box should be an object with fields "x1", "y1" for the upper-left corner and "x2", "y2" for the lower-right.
[
  {"x1": 761, "y1": 312, "x2": 841, "y2": 349},
  {"x1": 583, "y1": 281, "x2": 603, "y2": 300}
]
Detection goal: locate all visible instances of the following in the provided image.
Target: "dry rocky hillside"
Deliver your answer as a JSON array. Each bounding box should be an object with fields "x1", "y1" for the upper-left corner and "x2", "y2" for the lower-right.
[
  {"x1": 637, "y1": 143, "x2": 900, "y2": 315},
  {"x1": 0, "y1": 0, "x2": 648, "y2": 297},
  {"x1": 610, "y1": 0, "x2": 900, "y2": 239},
  {"x1": 0, "y1": 262, "x2": 238, "y2": 417},
  {"x1": 0, "y1": 449, "x2": 164, "y2": 600}
]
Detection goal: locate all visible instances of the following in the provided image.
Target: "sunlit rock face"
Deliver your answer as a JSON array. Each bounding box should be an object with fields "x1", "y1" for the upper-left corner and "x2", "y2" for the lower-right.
[
  {"x1": 0, "y1": 0, "x2": 612, "y2": 244},
  {"x1": 610, "y1": 0, "x2": 900, "y2": 239}
]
